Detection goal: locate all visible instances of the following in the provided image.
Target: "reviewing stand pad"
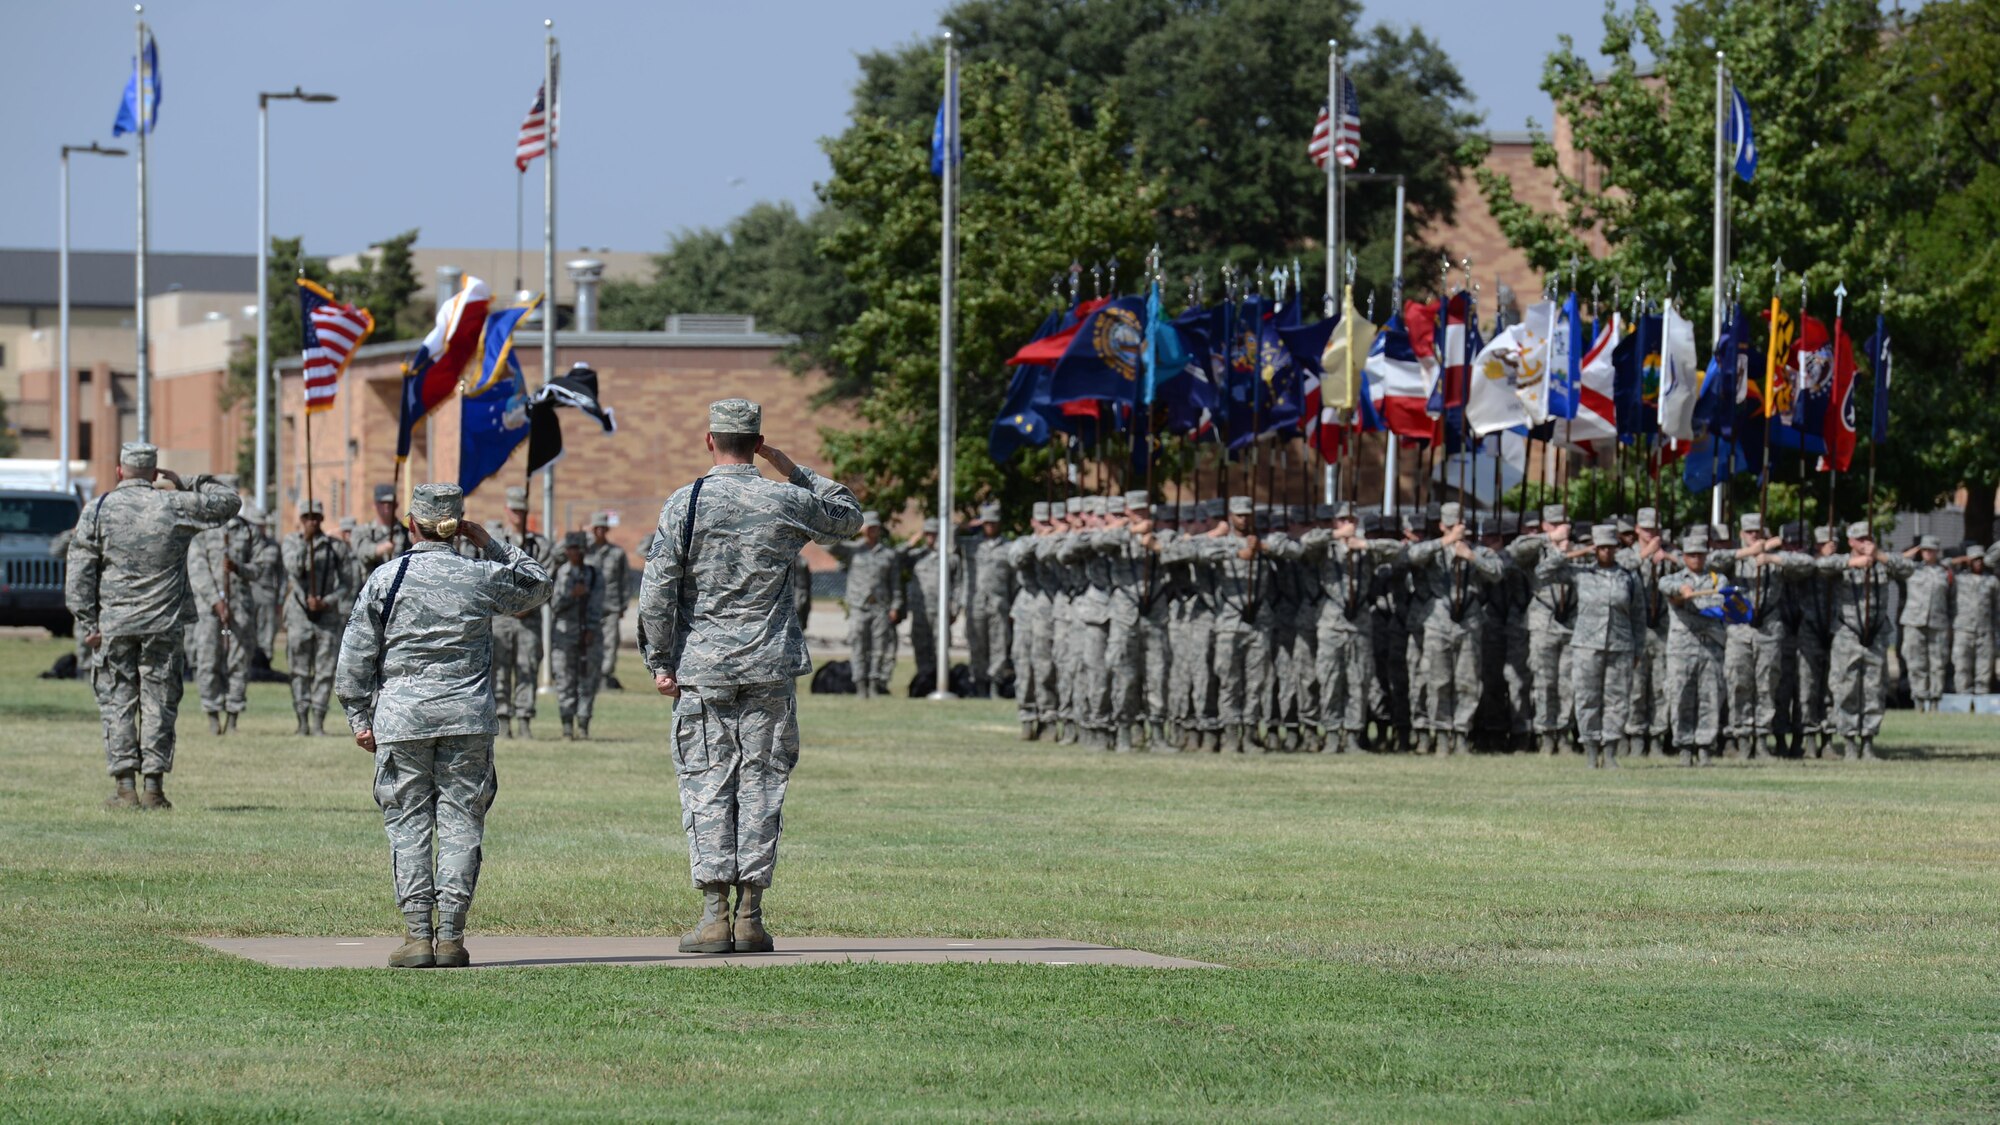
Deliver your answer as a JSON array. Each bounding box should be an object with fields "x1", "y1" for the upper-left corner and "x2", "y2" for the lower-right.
[{"x1": 194, "y1": 935, "x2": 1224, "y2": 970}]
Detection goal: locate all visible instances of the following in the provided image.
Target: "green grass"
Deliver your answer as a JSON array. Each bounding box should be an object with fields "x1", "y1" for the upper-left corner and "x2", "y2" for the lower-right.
[{"x1": 3, "y1": 632, "x2": 1999, "y2": 1122}]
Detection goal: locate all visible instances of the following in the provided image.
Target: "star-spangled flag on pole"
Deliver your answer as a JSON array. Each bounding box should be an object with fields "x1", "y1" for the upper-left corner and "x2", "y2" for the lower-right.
[
  {"x1": 1728, "y1": 84, "x2": 1757, "y2": 183},
  {"x1": 297, "y1": 279, "x2": 374, "y2": 416},
  {"x1": 514, "y1": 61, "x2": 559, "y2": 172},
  {"x1": 1308, "y1": 75, "x2": 1360, "y2": 170}
]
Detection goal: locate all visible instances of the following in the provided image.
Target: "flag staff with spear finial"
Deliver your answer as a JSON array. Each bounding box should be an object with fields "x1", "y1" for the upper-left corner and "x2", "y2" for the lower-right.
[
  {"x1": 1759, "y1": 257, "x2": 1785, "y2": 529},
  {"x1": 1828, "y1": 279, "x2": 1847, "y2": 534}
]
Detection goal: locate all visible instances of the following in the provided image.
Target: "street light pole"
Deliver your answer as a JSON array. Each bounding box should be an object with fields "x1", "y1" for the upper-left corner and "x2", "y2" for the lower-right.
[
  {"x1": 255, "y1": 86, "x2": 337, "y2": 514},
  {"x1": 60, "y1": 142, "x2": 126, "y2": 495}
]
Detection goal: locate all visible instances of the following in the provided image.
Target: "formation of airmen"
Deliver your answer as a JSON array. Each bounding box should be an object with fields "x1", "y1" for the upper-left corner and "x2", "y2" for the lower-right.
[{"x1": 840, "y1": 492, "x2": 2000, "y2": 767}]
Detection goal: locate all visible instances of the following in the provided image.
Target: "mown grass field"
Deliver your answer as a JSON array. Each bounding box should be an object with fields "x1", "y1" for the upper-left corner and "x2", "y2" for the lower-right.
[{"x1": 3, "y1": 632, "x2": 1998, "y2": 1122}]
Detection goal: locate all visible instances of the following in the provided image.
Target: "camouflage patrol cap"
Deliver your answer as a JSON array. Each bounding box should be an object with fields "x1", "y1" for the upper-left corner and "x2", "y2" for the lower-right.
[
  {"x1": 1065, "y1": 496, "x2": 1084, "y2": 516},
  {"x1": 978, "y1": 500, "x2": 1002, "y2": 523},
  {"x1": 1681, "y1": 530, "x2": 1709, "y2": 552},
  {"x1": 1154, "y1": 503, "x2": 1177, "y2": 521},
  {"x1": 1227, "y1": 495, "x2": 1254, "y2": 516},
  {"x1": 119, "y1": 441, "x2": 157, "y2": 471},
  {"x1": 1616, "y1": 516, "x2": 1635, "y2": 534},
  {"x1": 1200, "y1": 498, "x2": 1225, "y2": 521},
  {"x1": 921, "y1": 517, "x2": 940, "y2": 534},
  {"x1": 590, "y1": 510, "x2": 612, "y2": 529},
  {"x1": 1636, "y1": 507, "x2": 1660, "y2": 530},
  {"x1": 1919, "y1": 534, "x2": 1941, "y2": 551},
  {"x1": 373, "y1": 484, "x2": 396, "y2": 503},
  {"x1": 1400, "y1": 513, "x2": 1421, "y2": 534},
  {"x1": 1084, "y1": 496, "x2": 1106, "y2": 516},
  {"x1": 1542, "y1": 503, "x2": 1568, "y2": 524},
  {"x1": 563, "y1": 530, "x2": 590, "y2": 551},
  {"x1": 238, "y1": 502, "x2": 266, "y2": 525},
  {"x1": 1814, "y1": 525, "x2": 1835, "y2": 545},
  {"x1": 1105, "y1": 495, "x2": 1126, "y2": 515},
  {"x1": 1333, "y1": 501, "x2": 1355, "y2": 521},
  {"x1": 1965, "y1": 540, "x2": 1986, "y2": 556},
  {"x1": 1740, "y1": 513, "x2": 1764, "y2": 534},
  {"x1": 860, "y1": 510, "x2": 882, "y2": 528},
  {"x1": 298, "y1": 499, "x2": 324, "y2": 517},
  {"x1": 1439, "y1": 502, "x2": 1463, "y2": 527},
  {"x1": 1846, "y1": 520, "x2": 1872, "y2": 540},
  {"x1": 504, "y1": 485, "x2": 529, "y2": 511},
  {"x1": 1031, "y1": 501, "x2": 1050, "y2": 521},
  {"x1": 1123, "y1": 490, "x2": 1150, "y2": 512},
  {"x1": 1591, "y1": 524, "x2": 1618, "y2": 547},
  {"x1": 337, "y1": 516, "x2": 356, "y2": 533},
  {"x1": 708, "y1": 397, "x2": 762, "y2": 435},
  {"x1": 409, "y1": 484, "x2": 464, "y2": 527}
]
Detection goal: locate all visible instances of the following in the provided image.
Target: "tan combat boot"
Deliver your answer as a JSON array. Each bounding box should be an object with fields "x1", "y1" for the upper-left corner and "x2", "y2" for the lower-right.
[
  {"x1": 104, "y1": 771, "x2": 139, "y2": 811},
  {"x1": 434, "y1": 911, "x2": 470, "y2": 968},
  {"x1": 388, "y1": 917, "x2": 436, "y2": 968},
  {"x1": 138, "y1": 774, "x2": 172, "y2": 811},
  {"x1": 733, "y1": 884, "x2": 775, "y2": 953},
  {"x1": 679, "y1": 883, "x2": 734, "y2": 954},
  {"x1": 224, "y1": 712, "x2": 238, "y2": 734},
  {"x1": 310, "y1": 710, "x2": 328, "y2": 737}
]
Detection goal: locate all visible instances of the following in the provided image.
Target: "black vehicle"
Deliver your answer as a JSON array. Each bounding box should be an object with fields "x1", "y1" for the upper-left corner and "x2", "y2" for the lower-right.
[{"x1": 0, "y1": 490, "x2": 84, "y2": 634}]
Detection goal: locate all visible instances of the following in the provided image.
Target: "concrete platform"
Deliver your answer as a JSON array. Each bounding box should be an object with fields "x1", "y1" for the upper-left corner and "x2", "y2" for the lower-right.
[{"x1": 192, "y1": 935, "x2": 1223, "y2": 970}]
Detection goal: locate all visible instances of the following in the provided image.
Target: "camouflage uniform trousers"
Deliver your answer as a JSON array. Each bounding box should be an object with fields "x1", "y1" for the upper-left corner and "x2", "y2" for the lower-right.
[
  {"x1": 284, "y1": 607, "x2": 341, "y2": 714},
  {"x1": 1830, "y1": 628, "x2": 1893, "y2": 740},
  {"x1": 968, "y1": 601, "x2": 1012, "y2": 692},
  {"x1": 1105, "y1": 601, "x2": 1145, "y2": 730},
  {"x1": 552, "y1": 635, "x2": 604, "y2": 721},
  {"x1": 1527, "y1": 625, "x2": 1574, "y2": 736},
  {"x1": 1724, "y1": 622, "x2": 1792, "y2": 739},
  {"x1": 1293, "y1": 610, "x2": 1321, "y2": 731},
  {"x1": 1571, "y1": 646, "x2": 1635, "y2": 746},
  {"x1": 1269, "y1": 611, "x2": 1307, "y2": 733},
  {"x1": 1953, "y1": 620, "x2": 1995, "y2": 695},
  {"x1": 92, "y1": 631, "x2": 186, "y2": 776},
  {"x1": 1795, "y1": 624, "x2": 1834, "y2": 735},
  {"x1": 1052, "y1": 599, "x2": 1078, "y2": 726},
  {"x1": 1503, "y1": 620, "x2": 1532, "y2": 735},
  {"x1": 908, "y1": 606, "x2": 941, "y2": 685},
  {"x1": 192, "y1": 609, "x2": 253, "y2": 716},
  {"x1": 1420, "y1": 619, "x2": 1484, "y2": 736},
  {"x1": 1168, "y1": 603, "x2": 1215, "y2": 733},
  {"x1": 1403, "y1": 615, "x2": 1429, "y2": 732},
  {"x1": 1015, "y1": 593, "x2": 1056, "y2": 722},
  {"x1": 492, "y1": 614, "x2": 543, "y2": 720},
  {"x1": 1076, "y1": 617, "x2": 1112, "y2": 734},
  {"x1": 1370, "y1": 612, "x2": 1409, "y2": 729},
  {"x1": 1903, "y1": 624, "x2": 1948, "y2": 703},
  {"x1": 1665, "y1": 637, "x2": 1725, "y2": 750},
  {"x1": 253, "y1": 589, "x2": 279, "y2": 662},
  {"x1": 673, "y1": 680, "x2": 799, "y2": 888},
  {"x1": 1210, "y1": 617, "x2": 1264, "y2": 730},
  {"x1": 1141, "y1": 601, "x2": 1172, "y2": 728},
  {"x1": 1315, "y1": 611, "x2": 1373, "y2": 735},
  {"x1": 1626, "y1": 625, "x2": 1671, "y2": 740},
  {"x1": 598, "y1": 610, "x2": 624, "y2": 679},
  {"x1": 372, "y1": 733, "x2": 498, "y2": 917},
  {"x1": 846, "y1": 606, "x2": 896, "y2": 692}
]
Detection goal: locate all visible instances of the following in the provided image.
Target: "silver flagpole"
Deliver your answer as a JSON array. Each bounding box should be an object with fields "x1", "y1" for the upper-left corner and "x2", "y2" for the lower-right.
[
  {"x1": 1382, "y1": 179, "x2": 1405, "y2": 514},
  {"x1": 541, "y1": 20, "x2": 558, "y2": 685},
  {"x1": 134, "y1": 6, "x2": 151, "y2": 444},
  {"x1": 930, "y1": 32, "x2": 958, "y2": 701},
  {"x1": 1710, "y1": 50, "x2": 1729, "y2": 529},
  {"x1": 59, "y1": 148, "x2": 70, "y2": 493},
  {"x1": 256, "y1": 94, "x2": 269, "y2": 511},
  {"x1": 1323, "y1": 40, "x2": 1340, "y2": 506}
]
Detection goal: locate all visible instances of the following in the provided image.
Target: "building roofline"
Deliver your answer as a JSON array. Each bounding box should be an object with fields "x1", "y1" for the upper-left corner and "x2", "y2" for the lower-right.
[{"x1": 273, "y1": 329, "x2": 801, "y2": 372}]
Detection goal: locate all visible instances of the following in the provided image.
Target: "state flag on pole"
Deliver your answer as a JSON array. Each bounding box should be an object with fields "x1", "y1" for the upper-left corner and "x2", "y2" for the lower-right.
[
  {"x1": 1823, "y1": 315, "x2": 1858, "y2": 472},
  {"x1": 1556, "y1": 316, "x2": 1619, "y2": 450},
  {"x1": 1467, "y1": 323, "x2": 1530, "y2": 436},
  {"x1": 297, "y1": 279, "x2": 374, "y2": 415},
  {"x1": 112, "y1": 32, "x2": 161, "y2": 137},
  {"x1": 514, "y1": 61, "x2": 559, "y2": 172},
  {"x1": 397, "y1": 276, "x2": 491, "y2": 463},
  {"x1": 1656, "y1": 300, "x2": 1703, "y2": 440},
  {"x1": 1729, "y1": 85, "x2": 1758, "y2": 182}
]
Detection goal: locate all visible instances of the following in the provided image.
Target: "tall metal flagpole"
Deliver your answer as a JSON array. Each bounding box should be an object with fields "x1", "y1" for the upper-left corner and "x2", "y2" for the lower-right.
[
  {"x1": 256, "y1": 95, "x2": 269, "y2": 510},
  {"x1": 541, "y1": 20, "x2": 558, "y2": 684},
  {"x1": 931, "y1": 32, "x2": 958, "y2": 701},
  {"x1": 1383, "y1": 179, "x2": 1406, "y2": 514},
  {"x1": 134, "y1": 6, "x2": 151, "y2": 444},
  {"x1": 59, "y1": 142, "x2": 127, "y2": 494},
  {"x1": 1323, "y1": 40, "x2": 1341, "y2": 505},
  {"x1": 1710, "y1": 50, "x2": 1729, "y2": 529}
]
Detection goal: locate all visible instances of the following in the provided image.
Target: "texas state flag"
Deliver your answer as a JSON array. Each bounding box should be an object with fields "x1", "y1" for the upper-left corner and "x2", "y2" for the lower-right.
[{"x1": 1362, "y1": 308, "x2": 1437, "y2": 442}]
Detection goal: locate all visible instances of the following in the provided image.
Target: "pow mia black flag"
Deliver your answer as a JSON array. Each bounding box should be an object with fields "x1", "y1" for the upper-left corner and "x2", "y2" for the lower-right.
[{"x1": 526, "y1": 362, "x2": 616, "y2": 474}]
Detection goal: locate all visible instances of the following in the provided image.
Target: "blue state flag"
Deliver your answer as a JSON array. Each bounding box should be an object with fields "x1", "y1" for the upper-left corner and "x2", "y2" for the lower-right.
[
  {"x1": 929, "y1": 68, "x2": 960, "y2": 177},
  {"x1": 1047, "y1": 296, "x2": 1147, "y2": 407},
  {"x1": 989, "y1": 309, "x2": 1063, "y2": 464},
  {"x1": 1612, "y1": 313, "x2": 1661, "y2": 436},
  {"x1": 469, "y1": 298, "x2": 539, "y2": 398},
  {"x1": 112, "y1": 33, "x2": 161, "y2": 137},
  {"x1": 1729, "y1": 85, "x2": 1758, "y2": 182},
  {"x1": 1140, "y1": 282, "x2": 1187, "y2": 405},
  {"x1": 458, "y1": 356, "x2": 530, "y2": 496}
]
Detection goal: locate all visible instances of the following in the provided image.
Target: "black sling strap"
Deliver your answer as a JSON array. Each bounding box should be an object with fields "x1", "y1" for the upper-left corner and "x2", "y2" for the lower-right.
[{"x1": 372, "y1": 552, "x2": 415, "y2": 692}]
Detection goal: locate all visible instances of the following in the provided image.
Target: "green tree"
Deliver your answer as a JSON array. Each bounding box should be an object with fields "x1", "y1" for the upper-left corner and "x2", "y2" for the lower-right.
[
  {"x1": 598, "y1": 202, "x2": 862, "y2": 395},
  {"x1": 850, "y1": 0, "x2": 1480, "y2": 297},
  {"x1": 817, "y1": 62, "x2": 1157, "y2": 518}
]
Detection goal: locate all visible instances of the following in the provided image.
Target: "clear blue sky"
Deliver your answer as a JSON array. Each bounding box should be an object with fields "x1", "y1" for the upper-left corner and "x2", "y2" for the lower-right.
[{"x1": 0, "y1": 0, "x2": 1654, "y2": 258}]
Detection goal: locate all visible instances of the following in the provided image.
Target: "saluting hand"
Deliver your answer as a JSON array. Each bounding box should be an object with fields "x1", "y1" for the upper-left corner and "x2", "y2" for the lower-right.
[
  {"x1": 461, "y1": 520, "x2": 492, "y2": 549},
  {"x1": 756, "y1": 443, "x2": 798, "y2": 478}
]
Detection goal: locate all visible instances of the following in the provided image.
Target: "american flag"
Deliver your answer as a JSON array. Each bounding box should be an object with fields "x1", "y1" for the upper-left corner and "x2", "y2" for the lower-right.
[
  {"x1": 1309, "y1": 75, "x2": 1361, "y2": 171},
  {"x1": 514, "y1": 61, "x2": 559, "y2": 172},
  {"x1": 298, "y1": 279, "x2": 375, "y2": 415}
]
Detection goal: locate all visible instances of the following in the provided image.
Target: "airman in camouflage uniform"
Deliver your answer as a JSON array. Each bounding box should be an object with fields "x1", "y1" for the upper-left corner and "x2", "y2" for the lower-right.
[
  {"x1": 350, "y1": 484, "x2": 412, "y2": 578},
  {"x1": 900, "y1": 517, "x2": 956, "y2": 690},
  {"x1": 962, "y1": 501, "x2": 1015, "y2": 696},
  {"x1": 1138, "y1": 502, "x2": 1179, "y2": 748},
  {"x1": 187, "y1": 492, "x2": 262, "y2": 734},
  {"x1": 1406, "y1": 503, "x2": 1503, "y2": 756},
  {"x1": 1621, "y1": 509, "x2": 1675, "y2": 758},
  {"x1": 1790, "y1": 526, "x2": 1841, "y2": 756},
  {"x1": 1165, "y1": 499, "x2": 1223, "y2": 751},
  {"x1": 1007, "y1": 502, "x2": 1055, "y2": 739},
  {"x1": 336, "y1": 483, "x2": 553, "y2": 968},
  {"x1": 1948, "y1": 544, "x2": 1996, "y2": 694},
  {"x1": 1282, "y1": 501, "x2": 1403, "y2": 753},
  {"x1": 1711, "y1": 514, "x2": 1791, "y2": 759},
  {"x1": 282, "y1": 499, "x2": 351, "y2": 737},
  {"x1": 830, "y1": 511, "x2": 902, "y2": 697},
  {"x1": 67, "y1": 443, "x2": 241, "y2": 809},
  {"x1": 1658, "y1": 531, "x2": 1727, "y2": 766},
  {"x1": 249, "y1": 510, "x2": 284, "y2": 669},
  {"x1": 1510, "y1": 504, "x2": 1579, "y2": 754},
  {"x1": 587, "y1": 511, "x2": 632, "y2": 688},
  {"x1": 1811, "y1": 522, "x2": 1913, "y2": 757},
  {"x1": 550, "y1": 531, "x2": 606, "y2": 738},
  {"x1": 1059, "y1": 495, "x2": 1121, "y2": 747},
  {"x1": 1900, "y1": 534, "x2": 1952, "y2": 711},
  {"x1": 639, "y1": 399, "x2": 862, "y2": 955},
  {"x1": 1482, "y1": 515, "x2": 1534, "y2": 749},
  {"x1": 1544, "y1": 524, "x2": 1643, "y2": 768},
  {"x1": 494, "y1": 487, "x2": 555, "y2": 738},
  {"x1": 1185, "y1": 496, "x2": 1264, "y2": 753}
]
